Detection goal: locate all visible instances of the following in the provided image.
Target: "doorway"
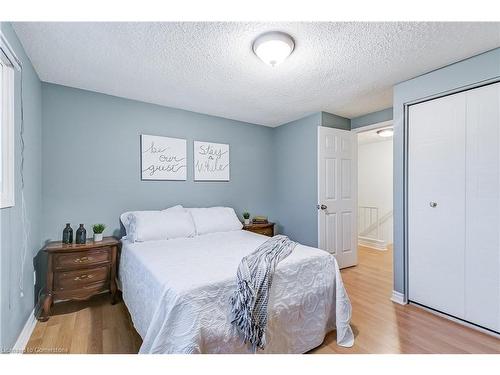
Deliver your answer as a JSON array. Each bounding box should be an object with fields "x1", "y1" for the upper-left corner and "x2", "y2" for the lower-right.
[
  {"x1": 355, "y1": 122, "x2": 393, "y2": 252},
  {"x1": 316, "y1": 122, "x2": 393, "y2": 273},
  {"x1": 354, "y1": 122, "x2": 394, "y2": 293}
]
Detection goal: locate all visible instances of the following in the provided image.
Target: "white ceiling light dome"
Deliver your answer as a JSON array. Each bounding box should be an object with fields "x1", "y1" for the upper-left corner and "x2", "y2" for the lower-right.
[
  {"x1": 253, "y1": 31, "x2": 295, "y2": 67},
  {"x1": 376, "y1": 128, "x2": 394, "y2": 138}
]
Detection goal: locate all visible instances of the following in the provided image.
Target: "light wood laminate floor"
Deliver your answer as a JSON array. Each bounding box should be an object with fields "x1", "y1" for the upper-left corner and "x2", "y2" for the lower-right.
[{"x1": 26, "y1": 246, "x2": 500, "y2": 354}]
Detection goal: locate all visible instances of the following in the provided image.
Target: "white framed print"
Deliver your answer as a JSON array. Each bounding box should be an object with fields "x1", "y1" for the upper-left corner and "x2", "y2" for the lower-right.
[
  {"x1": 194, "y1": 141, "x2": 230, "y2": 181},
  {"x1": 141, "y1": 134, "x2": 187, "y2": 181}
]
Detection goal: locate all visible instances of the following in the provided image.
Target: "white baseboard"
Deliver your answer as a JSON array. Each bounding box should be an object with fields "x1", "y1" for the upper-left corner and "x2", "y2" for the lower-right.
[
  {"x1": 358, "y1": 236, "x2": 387, "y2": 250},
  {"x1": 391, "y1": 290, "x2": 407, "y2": 305},
  {"x1": 11, "y1": 309, "x2": 36, "y2": 354}
]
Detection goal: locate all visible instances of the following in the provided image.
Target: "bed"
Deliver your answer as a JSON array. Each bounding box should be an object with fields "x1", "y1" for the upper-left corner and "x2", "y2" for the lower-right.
[{"x1": 118, "y1": 229, "x2": 354, "y2": 354}]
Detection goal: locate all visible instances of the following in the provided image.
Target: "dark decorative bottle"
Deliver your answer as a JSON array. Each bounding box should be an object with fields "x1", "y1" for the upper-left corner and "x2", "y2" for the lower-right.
[
  {"x1": 75, "y1": 224, "x2": 87, "y2": 244},
  {"x1": 62, "y1": 223, "x2": 73, "y2": 244}
]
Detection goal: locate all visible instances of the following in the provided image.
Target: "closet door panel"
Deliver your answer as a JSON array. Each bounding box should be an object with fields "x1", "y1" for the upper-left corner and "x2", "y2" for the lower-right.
[
  {"x1": 465, "y1": 82, "x2": 500, "y2": 332},
  {"x1": 408, "y1": 93, "x2": 466, "y2": 318}
]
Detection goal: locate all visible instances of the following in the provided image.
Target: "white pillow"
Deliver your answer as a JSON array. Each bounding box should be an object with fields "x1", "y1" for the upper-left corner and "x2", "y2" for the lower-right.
[
  {"x1": 128, "y1": 208, "x2": 195, "y2": 242},
  {"x1": 120, "y1": 205, "x2": 186, "y2": 240},
  {"x1": 188, "y1": 207, "x2": 243, "y2": 235}
]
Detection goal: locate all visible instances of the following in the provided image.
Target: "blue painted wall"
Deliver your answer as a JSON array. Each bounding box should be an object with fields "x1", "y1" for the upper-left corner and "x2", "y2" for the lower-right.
[
  {"x1": 40, "y1": 84, "x2": 352, "y2": 251},
  {"x1": 392, "y1": 47, "x2": 500, "y2": 294},
  {"x1": 273, "y1": 113, "x2": 321, "y2": 246},
  {"x1": 41, "y1": 83, "x2": 276, "y2": 241},
  {"x1": 321, "y1": 112, "x2": 351, "y2": 130},
  {"x1": 41, "y1": 85, "x2": 350, "y2": 250},
  {"x1": 273, "y1": 112, "x2": 350, "y2": 246},
  {"x1": 351, "y1": 107, "x2": 393, "y2": 129},
  {"x1": 0, "y1": 23, "x2": 42, "y2": 350}
]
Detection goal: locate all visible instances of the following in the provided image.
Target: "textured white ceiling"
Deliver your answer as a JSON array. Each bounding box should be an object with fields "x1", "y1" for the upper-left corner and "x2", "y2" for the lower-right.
[{"x1": 12, "y1": 22, "x2": 500, "y2": 126}]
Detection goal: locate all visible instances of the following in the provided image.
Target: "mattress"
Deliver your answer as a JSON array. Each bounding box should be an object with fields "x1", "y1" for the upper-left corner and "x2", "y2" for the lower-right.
[{"x1": 119, "y1": 230, "x2": 354, "y2": 353}]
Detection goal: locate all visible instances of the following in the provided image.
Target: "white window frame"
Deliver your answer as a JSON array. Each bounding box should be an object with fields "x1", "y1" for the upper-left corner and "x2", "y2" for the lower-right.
[{"x1": 0, "y1": 35, "x2": 18, "y2": 209}]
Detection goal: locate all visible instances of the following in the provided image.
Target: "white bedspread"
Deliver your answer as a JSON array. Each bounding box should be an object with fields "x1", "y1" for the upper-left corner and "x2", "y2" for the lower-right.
[{"x1": 119, "y1": 230, "x2": 354, "y2": 353}]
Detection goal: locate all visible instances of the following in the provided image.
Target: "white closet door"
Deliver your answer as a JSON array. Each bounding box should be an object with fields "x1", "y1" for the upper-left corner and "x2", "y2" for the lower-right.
[
  {"x1": 408, "y1": 93, "x2": 467, "y2": 318},
  {"x1": 465, "y1": 82, "x2": 500, "y2": 332}
]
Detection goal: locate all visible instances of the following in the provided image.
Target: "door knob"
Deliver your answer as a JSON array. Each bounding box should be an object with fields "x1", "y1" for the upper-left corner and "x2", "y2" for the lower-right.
[
  {"x1": 317, "y1": 204, "x2": 327, "y2": 210},
  {"x1": 429, "y1": 202, "x2": 438, "y2": 208}
]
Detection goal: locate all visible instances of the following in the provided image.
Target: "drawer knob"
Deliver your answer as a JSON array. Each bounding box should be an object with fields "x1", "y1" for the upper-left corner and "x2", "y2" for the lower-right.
[{"x1": 74, "y1": 274, "x2": 94, "y2": 281}]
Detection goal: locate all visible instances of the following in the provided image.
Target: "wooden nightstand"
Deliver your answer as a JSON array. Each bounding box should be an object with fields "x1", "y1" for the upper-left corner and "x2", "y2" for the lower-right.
[
  {"x1": 243, "y1": 222, "x2": 275, "y2": 237},
  {"x1": 40, "y1": 236, "x2": 120, "y2": 321}
]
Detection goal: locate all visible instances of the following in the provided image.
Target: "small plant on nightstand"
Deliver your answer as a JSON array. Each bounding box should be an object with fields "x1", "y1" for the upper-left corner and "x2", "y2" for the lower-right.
[
  {"x1": 92, "y1": 223, "x2": 106, "y2": 242},
  {"x1": 242, "y1": 211, "x2": 251, "y2": 225}
]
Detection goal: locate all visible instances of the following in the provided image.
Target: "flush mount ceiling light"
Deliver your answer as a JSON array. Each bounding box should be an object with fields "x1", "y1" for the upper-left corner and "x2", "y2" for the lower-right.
[
  {"x1": 377, "y1": 128, "x2": 394, "y2": 138},
  {"x1": 253, "y1": 31, "x2": 295, "y2": 67}
]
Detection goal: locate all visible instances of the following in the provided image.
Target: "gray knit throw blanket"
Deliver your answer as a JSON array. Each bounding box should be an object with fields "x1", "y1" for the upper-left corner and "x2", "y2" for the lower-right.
[{"x1": 230, "y1": 235, "x2": 297, "y2": 351}]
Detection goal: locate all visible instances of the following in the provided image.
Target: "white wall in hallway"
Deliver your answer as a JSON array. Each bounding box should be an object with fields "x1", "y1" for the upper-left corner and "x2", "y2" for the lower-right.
[{"x1": 358, "y1": 137, "x2": 393, "y2": 245}]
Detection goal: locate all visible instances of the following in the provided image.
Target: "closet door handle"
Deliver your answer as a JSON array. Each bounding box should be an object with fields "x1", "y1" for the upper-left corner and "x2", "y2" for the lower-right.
[{"x1": 429, "y1": 202, "x2": 438, "y2": 208}]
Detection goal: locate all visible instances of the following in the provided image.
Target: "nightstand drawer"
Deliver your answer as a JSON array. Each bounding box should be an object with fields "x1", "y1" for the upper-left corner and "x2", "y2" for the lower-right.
[
  {"x1": 54, "y1": 248, "x2": 111, "y2": 270},
  {"x1": 251, "y1": 227, "x2": 274, "y2": 237},
  {"x1": 55, "y1": 281, "x2": 109, "y2": 301},
  {"x1": 243, "y1": 222, "x2": 275, "y2": 237},
  {"x1": 54, "y1": 266, "x2": 109, "y2": 291}
]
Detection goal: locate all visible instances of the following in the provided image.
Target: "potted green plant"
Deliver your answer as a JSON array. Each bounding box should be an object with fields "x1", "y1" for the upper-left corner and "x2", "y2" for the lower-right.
[
  {"x1": 92, "y1": 224, "x2": 106, "y2": 242},
  {"x1": 242, "y1": 211, "x2": 251, "y2": 225}
]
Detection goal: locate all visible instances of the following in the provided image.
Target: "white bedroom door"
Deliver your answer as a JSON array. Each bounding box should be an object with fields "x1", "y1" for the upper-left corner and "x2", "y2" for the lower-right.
[{"x1": 317, "y1": 126, "x2": 358, "y2": 269}]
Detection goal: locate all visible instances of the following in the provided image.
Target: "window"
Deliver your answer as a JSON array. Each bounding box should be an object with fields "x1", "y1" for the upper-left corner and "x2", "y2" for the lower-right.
[{"x1": 0, "y1": 48, "x2": 15, "y2": 208}]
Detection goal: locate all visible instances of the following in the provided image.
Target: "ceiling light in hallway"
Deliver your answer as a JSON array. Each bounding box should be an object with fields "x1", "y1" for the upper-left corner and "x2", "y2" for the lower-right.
[{"x1": 377, "y1": 128, "x2": 394, "y2": 138}]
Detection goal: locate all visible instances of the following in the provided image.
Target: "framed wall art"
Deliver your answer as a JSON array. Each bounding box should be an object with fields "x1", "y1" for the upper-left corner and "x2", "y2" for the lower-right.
[
  {"x1": 193, "y1": 141, "x2": 230, "y2": 181},
  {"x1": 141, "y1": 134, "x2": 187, "y2": 181}
]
